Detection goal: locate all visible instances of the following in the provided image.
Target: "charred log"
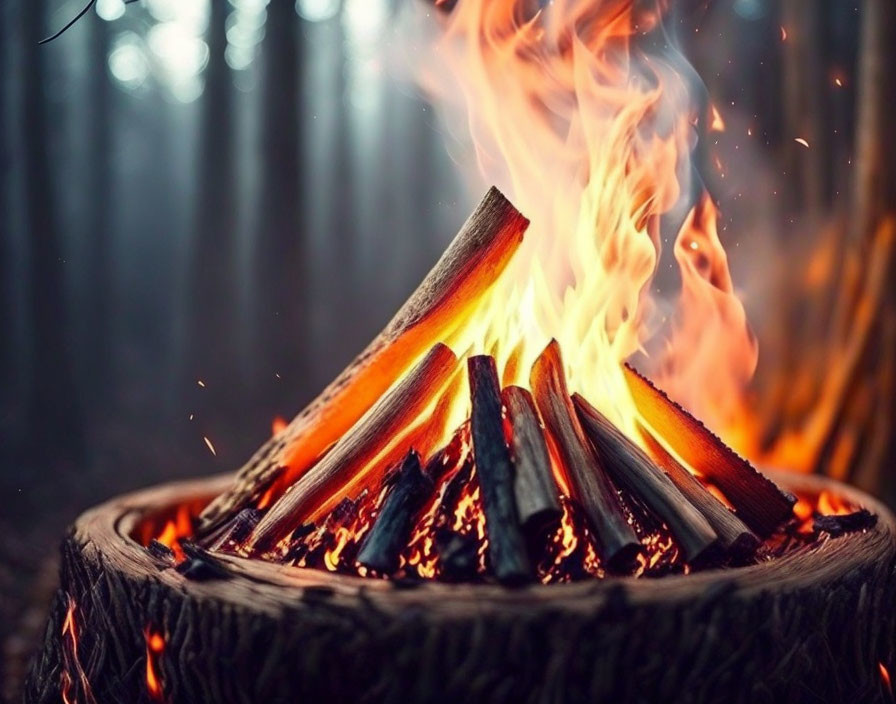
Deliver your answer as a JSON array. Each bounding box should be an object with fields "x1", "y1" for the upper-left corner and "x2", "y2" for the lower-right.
[
  {"x1": 813, "y1": 509, "x2": 877, "y2": 537},
  {"x1": 468, "y1": 356, "x2": 532, "y2": 585},
  {"x1": 502, "y1": 385, "x2": 562, "y2": 536},
  {"x1": 639, "y1": 428, "x2": 760, "y2": 556},
  {"x1": 357, "y1": 451, "x2": 433, "y2": 575},
  {"x1": 530, "y1": 341, "x2": 641, "y2": 571},
  {"x1": 572, "y1": 395, "x2": 718, "y2": 564}
]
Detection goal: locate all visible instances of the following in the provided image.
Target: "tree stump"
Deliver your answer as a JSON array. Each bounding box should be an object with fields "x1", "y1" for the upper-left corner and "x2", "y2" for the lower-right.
[{"x1": 25, "y1": 472, "x2": 896, "y2": 704}]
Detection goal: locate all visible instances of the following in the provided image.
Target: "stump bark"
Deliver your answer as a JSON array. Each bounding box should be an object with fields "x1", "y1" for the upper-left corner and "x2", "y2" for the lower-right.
[{"x1": 26, "y1": 472, "x2": 896, "y2": 704}]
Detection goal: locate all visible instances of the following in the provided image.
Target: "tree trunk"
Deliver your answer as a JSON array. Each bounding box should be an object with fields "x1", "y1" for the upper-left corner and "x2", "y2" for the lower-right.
[
  {"x1": 23, "y1": 0, "x2": 83, "y2": 462},
  {"x1": 25, "y1": 472, "x2": 896, "y2": 703}
]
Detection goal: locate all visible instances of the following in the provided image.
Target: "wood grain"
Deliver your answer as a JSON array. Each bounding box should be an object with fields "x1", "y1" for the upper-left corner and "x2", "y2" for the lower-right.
[
  {"x1": 198, "y1": 187, "x2": 529, "y2": 535},
  {"x1": 248, "y1": 343, "x2": 458, "y2": 550}
]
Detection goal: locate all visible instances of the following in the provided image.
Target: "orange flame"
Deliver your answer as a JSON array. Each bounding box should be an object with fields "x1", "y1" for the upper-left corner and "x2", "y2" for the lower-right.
[
  {"x1": 710, "y1": 104, "x2": 726, "y2": 132},
  {"x1": 145, "y1": 627, "x2": 166, "y2": 701},
  {"x1": 409, "y1": 0, "x2": 756, "y2": 447},
  {"x1": 60, "y1": 595, "x2": 96, "y2": 704},
  {"x1": 272, "y1": 415, "x2": 288, "y2": 435},
  {"x1": 154, "y1": 504, "x2": 193, "y2": 562}
]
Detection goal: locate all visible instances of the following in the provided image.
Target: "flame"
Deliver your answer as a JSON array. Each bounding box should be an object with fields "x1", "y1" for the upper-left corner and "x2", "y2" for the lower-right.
[
  {"x1": 60, "y1": 595, "x2": 96, "y2": 704},
  {"x1": 710, "y1": 104, "x2": 725, "y2": 132},
  {"x1": 726, "y1": 218, "x2": 895, "y2": 475},
  {"x1": 653, "y1": 193, "x2": 757, "y2": 431},
  {"x1": 324, "y1": 526, "x2": 353, "y2": 571},
  {"x1": 154, "y1": 503, "x2": 193, "y2": 562},
  {"x1": 408, "y1": 0, "x2": 755, "y2": 447},
  {"x1": 214, "y1": 0, "x2": 784, "y2": 580},
  {"x1": 145, "y1": 627, "x2": 166, "y2": 701},
  {"x1": 880, "y1": 663, "x2": 892, "y2": 693},
  {"x1": 272, "y1": 415, "x2": 288, "y2": 435}
]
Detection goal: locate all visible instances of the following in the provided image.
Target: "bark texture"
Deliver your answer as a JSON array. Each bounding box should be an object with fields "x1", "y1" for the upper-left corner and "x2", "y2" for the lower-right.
[{"x1": 26, "y1": 473, "x2": 896, "y2": 704}]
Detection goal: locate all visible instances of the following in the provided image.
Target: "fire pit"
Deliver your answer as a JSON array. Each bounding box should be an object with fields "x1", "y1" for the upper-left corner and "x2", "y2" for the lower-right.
[{"x1": 25, "y1": 470, "x2": 895, "y2": 703}]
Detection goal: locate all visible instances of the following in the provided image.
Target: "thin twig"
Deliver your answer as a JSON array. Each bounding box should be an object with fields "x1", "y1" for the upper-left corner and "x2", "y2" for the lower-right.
[{"x1": 40, "y1": 0, "x2": 140, "y2": 45}]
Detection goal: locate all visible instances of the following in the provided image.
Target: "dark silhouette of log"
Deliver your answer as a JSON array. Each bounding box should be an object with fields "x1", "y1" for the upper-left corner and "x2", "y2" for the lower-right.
[
  {"x1": 25, "y1": 472, "x2": 896, "y2": 704},
  {"x1": 572, "y1": 395, "x2": 718, "y2": 563},
  {"x1": 502, "y1": 385, "x2": 561, "y2": 534},
  {"x1": 249, "y1": 344, "x2": 459, "y2": 550},
  {"x1": 639, "y1": 428, "x2": 759, "y2": 556},
  {"x1": 468, "y1": 356, "x2": 531, "y2": 585},
  {"x1": 623, "y1": 365, "x2": 794, "y2": 536},
  {"x1": 814, "y1": 510, "x2": 877, "y2": 538},
  {"x1": 358, "y1": 451, "x2": 433, "y2": 574},
  {"x1": 530, "y1": 342, "x2": 640, "y2": 571},
  {"x1": 199, "y1": 187, "x2": 529, "y2": 535}
]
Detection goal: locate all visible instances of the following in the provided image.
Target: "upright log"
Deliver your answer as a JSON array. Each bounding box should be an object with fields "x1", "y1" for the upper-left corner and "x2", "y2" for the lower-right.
[
  {"x1": 639, "y1": 428, "x2": 759, "y2": 555},
  {"x1": 572, "y1": 395, "x2": 718, "y2": 563},
  {"x1": 198, "y1": 187, "x2": 528, "y2": 534},
  {"x1": 248, "y1": 344, "x2": 458, "y2": 550},
  {"x1": 502, "y1": 386, "x2": 561, "y2": 534},
  {"x1": 468, "y1": 356, "x2": 532, "y2": 584},
  {"x1": 357, "y1": 451, "x2": 433, "y2": 574},
  {"x1": 623, "y1": 365, "x2": 794, "y2": 536},
  {"x1": 530, "y1": 341, "x2": 641, "y2": 571}
]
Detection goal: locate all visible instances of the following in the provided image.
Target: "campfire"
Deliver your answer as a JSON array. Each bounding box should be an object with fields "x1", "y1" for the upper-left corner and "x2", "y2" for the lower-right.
[
  {"x1": 141, "y1": 186, "x2": 872, "y2": 588},
  {"x1": 26, "y1": 0, "x2": 896, "y2": 702},
  {"x1": 150, "y1": 185, "x2": 807, "y2": 584}
]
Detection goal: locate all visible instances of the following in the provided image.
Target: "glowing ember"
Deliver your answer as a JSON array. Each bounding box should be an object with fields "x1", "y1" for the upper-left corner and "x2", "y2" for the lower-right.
[
  {"x1": 272, "y1": 415, "x2": 288, "y2": 435},
  {"x1": 710, "y1": 105, "x2": 726, "y2": 132}
]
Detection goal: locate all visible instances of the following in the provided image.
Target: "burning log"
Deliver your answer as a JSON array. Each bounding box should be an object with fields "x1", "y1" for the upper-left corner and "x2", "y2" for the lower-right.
[
  {"x1": 198, "y1": 187, "x2": 528, "y2": 534},
  {"x1": 206, "y1": 507, "x2": 263, "y2": 552},
  {"x1": 813, "y1": 509, "x2": 877, "y2": 537},
  {"x1": 502, "y1": 385, "x2": 561, "y2": 534},
  {"x1": 248, "y1": 343, "x2": 458, "y2": 550},
  {"x1": 623, "y1": 364, "x2": 794, "y2": 536},
  {"x1": 357, "y1": 451, "x2": 433, "y2": 574},
  {"x1": 468, "y1": 356, "x2": 532, "y2": 584},
  {"x1": 572, "y1": 395, "x2": 717, "y2": 563},
  {"x1": 639, "y1": 428, "x2": 759, "y2": 555},
  {"x1": 530, "y1": 341, "x2": 641, "y2": 570}
]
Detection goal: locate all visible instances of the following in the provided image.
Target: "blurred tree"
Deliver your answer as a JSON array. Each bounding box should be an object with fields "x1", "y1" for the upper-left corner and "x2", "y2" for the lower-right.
[
  {"x1": 83, "y1": 12, "x2": 113, "y2": 395},
  {"x1": 186, "y1": 0, "x2": 239, "y2": 406},
  {"x1": 253, "y1": 0, "x2": 309, "y2": 412},
  {"x1": 22, "y1": 0, "x2": 83, "y2": 461}
]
